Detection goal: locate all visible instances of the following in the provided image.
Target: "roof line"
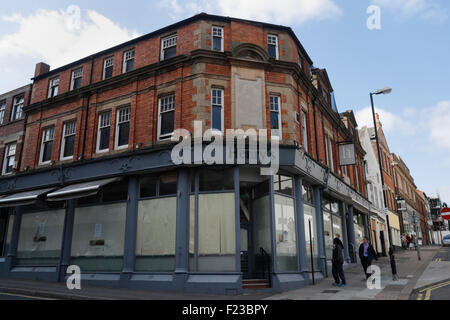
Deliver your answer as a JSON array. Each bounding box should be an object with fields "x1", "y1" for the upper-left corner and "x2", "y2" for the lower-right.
[{"x1": 32, "y1": 12, "x2": 313, "y2": 81}]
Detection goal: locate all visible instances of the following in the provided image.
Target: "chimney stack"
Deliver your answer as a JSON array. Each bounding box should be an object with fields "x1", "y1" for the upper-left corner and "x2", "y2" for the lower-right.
[{"x1": 34, "y1": 62, "x2": 50, "y2": 78}]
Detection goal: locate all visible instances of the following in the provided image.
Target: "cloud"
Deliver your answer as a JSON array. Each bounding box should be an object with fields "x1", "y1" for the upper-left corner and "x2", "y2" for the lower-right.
[
  {"x1": 355, "y1": 106, "x2": 416, "y2": 136},
  {"x1": 371, "y1": 0, "x2": 448, "y2": 22},
  {"x1": 159, "y1": 0, "x2": 342, "y2": 25},
  {"x1": 424, "y1": 100, "x2": 450, "y2": 150},
  {"x1": 0, "y1": 7, "x2": 140, "y2": 71}
]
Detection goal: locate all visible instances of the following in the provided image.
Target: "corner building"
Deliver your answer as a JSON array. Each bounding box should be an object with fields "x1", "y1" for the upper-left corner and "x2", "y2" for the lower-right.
[{"x1": 0, "y1": 13, "x2": 373, "y2": 294}]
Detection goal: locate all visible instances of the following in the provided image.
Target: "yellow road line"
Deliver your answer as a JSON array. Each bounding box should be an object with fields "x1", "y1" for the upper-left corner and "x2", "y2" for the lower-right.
[
  {"x1": 419, "y1": 281, "x2": 450, "y2": 293},
  {"x1": 417, "y1": 293, "x2": 423, "y2": 300},
  {"x1": 0, "y1": 291, "x2": 54, "y2": 300},
  {"x1": 424, "y1": 290, "x2": 431, "y2": 300}
]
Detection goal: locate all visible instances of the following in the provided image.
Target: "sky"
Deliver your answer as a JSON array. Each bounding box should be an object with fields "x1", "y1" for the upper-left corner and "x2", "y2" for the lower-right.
[{"x1": 0, "y1": 0, "x2": 449, "y2": 203}]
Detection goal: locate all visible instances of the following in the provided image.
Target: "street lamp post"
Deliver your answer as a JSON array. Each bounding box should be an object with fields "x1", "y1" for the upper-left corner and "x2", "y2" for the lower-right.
[{"x1": 370, "y1": 87, "x2": 399, "y2": 281}]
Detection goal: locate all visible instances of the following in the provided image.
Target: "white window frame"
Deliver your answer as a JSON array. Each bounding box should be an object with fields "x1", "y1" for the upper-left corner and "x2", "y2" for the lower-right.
[
  {"x1": 103, "y1": 56, "x2": 114, "y2": 80},
  {"x1": 211, "y1": 88, "x2": 224, "y2": 133},
  {"x1": 60, "y1": 120, "x2": 76, "y2": 160},
  {"x1": 48, "y1": 77, "x2": 59, "y2": 98},
  {"x1": 212, "y1": 26, "x2": 224, "y2": 52},
  {"x1": 268, "y1": 34, "x2": 279, "y2": 60},
  {"x1": 2, "y1": 142, "x2": 16, "y2": 175},
  {"x1": 160, "y1": 35, "x2": 177, "y2": 61},
  {"x1": 0, "y1": 101, "x2": 5, "y2": 125},
  {"x1": 39, "y1": 127, "x2": 54, "y2": 165},
  {"x1": 114, "y1": 106, "x2": 131, "y2": 150},
  {"x1": 96, "y1": 111, "x2": 111, "y2": 154},
  {"x1": 122, "y1": 50, "x2": 135, "y2": 73},
  {"x1": 269, "y1": 95, "x2": 282, "y2": 139},
  {"x1": 157, "y1": 94, "x2": 175, "y2": 141},
  {"x1": 11, "y1": 95, "x2": 24, "y2": 121},
  {"x1": 70, "y1": 68, "x2": 83, "y2": 91},
  {"x1": 302, "y1": 111, "x2": 308, "y2": 152}
]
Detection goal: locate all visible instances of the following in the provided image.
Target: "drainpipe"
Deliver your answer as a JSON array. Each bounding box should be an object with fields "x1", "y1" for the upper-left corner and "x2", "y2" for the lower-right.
[
  {"x1": 312, "y1": 97, "x2": 319, "y2": 160},
  {"x1": 80, "y1": 56, "x2": 95, "y2": 160}
]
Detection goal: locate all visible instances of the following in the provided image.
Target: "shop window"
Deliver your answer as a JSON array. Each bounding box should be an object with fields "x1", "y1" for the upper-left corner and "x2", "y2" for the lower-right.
[
  {"x1": 273, "y1": 174, "x2": 293, "y2": 197},
  {"x1": 304, "y1": 203, "x2": 319, "y2": 271},
  {"x1": 71, "y1": 202, "x2": 126, "y2": 272},
  {"x1": 159, "y1": 171, "x2": 178, "y2": 196},
  {"x1": 199, "y1": 168, "x2": 234, "y2": 192},
  {"x1": 135, "y1": 197, "x2": 176, "y2": 272},
  {"x1": 274, "y1": 194, "x2": 298, "y2": 271},
  {"x1": 16, "y1": 209, "x2": 65, "y2": 266},
  {"x1": 140, "y1": 175, "x2": 158, "y2": 198},
  {"x1": 302, "y1": 183, "x2": 314, "y2": 204},
  {"x1": 197, "y1": 193, "x2": 236, "y2": 272}
]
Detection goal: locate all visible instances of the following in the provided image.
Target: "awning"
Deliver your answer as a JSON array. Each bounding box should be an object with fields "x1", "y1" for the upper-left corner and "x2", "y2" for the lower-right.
[
  {"x1": 46, "y1": 177, "x2": 121, "y2": 202},
  {"x1": 0, "y1": 188, "x2": 56, "y2": 208}
]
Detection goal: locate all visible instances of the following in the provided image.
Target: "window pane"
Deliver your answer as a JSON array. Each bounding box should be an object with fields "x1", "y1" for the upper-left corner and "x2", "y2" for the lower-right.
[
  {"x1": 199, "y1": 168, "x2": 234, "y2": 192},
  {"x1": 99, "y1": 127, "x2": 110, "y2": 150},
  {"x1": 63, "y1": 135, "x2": 75, "y2": 158},
  {"x1": 102, "y1": 180, "x2": 128, "y2": 203},
  {"x1": 275, "y1": 194, "x2": 298, "y2": 272},
  {"x1": 323, "y1": 211, "x2": 333, "y2": 260},
  {"x1": 135, "y1": 197, "x2": 176, "y2": 271},
  {"x1": 71, "y1": 203, "x2": 126, "y2": 272},
  {"x1": 16, "y1": 210, "x2": 65, "y2": 266},
  {"x1": 270, "y1": 111, "x2": 279, "y2": 129},
  {"x1": 159, "y1": 172, "x2": 178, "y2": 196},
  {"x1": 73, "y1": 77, "x2": 82, "y2": 89},
  {"x1": 212, "y1": 105, "x2": 222, "y2": 131},
  {"x1": 160, "y1": 110, "x2": 174, "y2": 137},
  {"x1": 104, "y1": 66, "x2": 113, "y2": 79},
  {"x1": 118, "y1": 122, "x2": 129, "y2": 146},
  {"x1": 140, "y1": 175, "x2": 158, "y2": 198},
  {"x1": 213, "y1": 37, "x2": 222, "y2": 51},
  {"x1": 43, "y1": 141, "x2": 53, "y2": 162},
  {"x1": 274, "y1": 175, "x2": 293, "y2": 196},
  {"x1": 304, "y1": 203, "x2": 319, "y2": 271},
  {"x1": 163, "y1": 46, "x2": 176, "y2": 60},
  {"x1": 125, "y1": 59, "x2": 134, "y2": 72},
  {"x1": 268, "y1": 45, "x2": 277, "y2": 58}
]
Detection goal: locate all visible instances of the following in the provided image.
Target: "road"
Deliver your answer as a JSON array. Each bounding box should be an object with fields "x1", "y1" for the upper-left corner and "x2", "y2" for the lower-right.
[
  {"x1": 411, "y1": 246, "x2": 450, "y2": 300},
  {"x1": 0, "y1": 292, "x2": 53, "y2": 300}
]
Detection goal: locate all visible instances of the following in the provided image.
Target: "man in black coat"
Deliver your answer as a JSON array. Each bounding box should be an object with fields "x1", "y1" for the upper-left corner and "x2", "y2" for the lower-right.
[
  {"x1": 359, "y1": 236, "x2": 378, "y2": 279},
  {"x1": 332, "y1": 237, "x2": 346, "y2": 287}
]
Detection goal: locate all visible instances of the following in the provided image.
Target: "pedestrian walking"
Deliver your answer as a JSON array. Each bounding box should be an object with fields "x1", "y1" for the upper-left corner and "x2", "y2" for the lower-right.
[
  {"x1": 406, "y1": 234, "x2": 411, "y2": 250},
  {"x1": 332, "y1": 237, "x2": 346, "y2": 287},
  {"x1": 401, "y1": 233, "x2": 407, "y2": 250},
  {"x1": 411, "y1": 235, "x2": 416, "y2": 250},
  {"x1": 358, "y1": 236, "x2": 378, "y2": 279}
]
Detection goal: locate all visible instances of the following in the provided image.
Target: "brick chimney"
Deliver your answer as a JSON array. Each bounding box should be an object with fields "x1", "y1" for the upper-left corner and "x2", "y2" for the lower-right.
[
  {"x1": 375, "y1": 113, "x2": 382, "y2": 127},
  {"x1": 34, "y1": 62, "x2": 50, "y2": 78}
]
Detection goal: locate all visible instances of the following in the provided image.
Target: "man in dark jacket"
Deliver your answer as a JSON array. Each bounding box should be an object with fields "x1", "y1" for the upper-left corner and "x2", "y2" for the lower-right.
[
  {"x1": 332, "y1": 237, "x2": 346, "y2": 287},
  {"x1": 359, "y1": 236, "x2": 378, "y2": 279}
]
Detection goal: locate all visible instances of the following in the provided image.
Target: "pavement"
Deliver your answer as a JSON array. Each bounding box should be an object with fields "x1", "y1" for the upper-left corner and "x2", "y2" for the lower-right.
[
  {"x1": 266, "y1": 245, "x2": 447, "y2": 300},
  {"x1": 0, "y1": 245, "x2": 448, "y2": 300}
]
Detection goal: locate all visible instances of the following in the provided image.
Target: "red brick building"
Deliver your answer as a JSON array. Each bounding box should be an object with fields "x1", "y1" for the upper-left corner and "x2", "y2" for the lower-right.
[
  {"x1": 0, "y1": 13, "x2": 372, "y2": 294},
  {"x1": 0, "y1": 84, "x2": 32, "y2": 176}
]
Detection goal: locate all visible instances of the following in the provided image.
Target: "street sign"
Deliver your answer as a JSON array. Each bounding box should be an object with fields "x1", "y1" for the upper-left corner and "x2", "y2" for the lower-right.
[
  {"x1": 441, "y1": 207, "x2": 450, "y2": 220},
  {"x1": 339, "y1": 143, "x2": 356, "y2": 166}
]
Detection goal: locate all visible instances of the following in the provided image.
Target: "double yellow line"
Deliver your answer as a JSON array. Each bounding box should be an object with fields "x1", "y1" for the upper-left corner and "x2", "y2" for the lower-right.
[{"x1": 416, "y1": 280, "x2": 450, "y2": 300}]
